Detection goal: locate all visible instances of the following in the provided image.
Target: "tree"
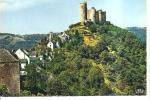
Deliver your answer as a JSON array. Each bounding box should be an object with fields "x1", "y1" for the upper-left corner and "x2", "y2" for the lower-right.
[
  {"x1": 0, "y1": 84, "x2": 9, "y2": 96},
  {"x1": 24, "y1": 60, "x2": 47, "y2": 95},
  {"x1": 47, "y1": 78, "x2": 70, "y2": 96}
]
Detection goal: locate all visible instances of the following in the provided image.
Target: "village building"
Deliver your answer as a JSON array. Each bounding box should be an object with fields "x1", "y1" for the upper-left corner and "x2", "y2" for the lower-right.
[
  {"x1": 47, "y1": 33, "x2": 54, "y2": 51},
  {"x1": 58, "y1": 32, "x2": 70, "y2": 43},
  {"x1": 0, "y1": 49, "x2": 20, "y2": 95},
  {"x1": 14, "y1": 49, "x2": 30, "y2": 76},
  {"x1": 15, "y1": 49, "x2": 30, "y2": 64}
]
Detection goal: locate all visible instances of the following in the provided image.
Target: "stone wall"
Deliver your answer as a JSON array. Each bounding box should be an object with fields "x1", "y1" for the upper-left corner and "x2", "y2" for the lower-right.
[
  {"x1": 0, "y1": 49, "x2": 20, "y2": 96},
  {"x1": 89, "y1": 7, "x2": 96, "y2": 22}
]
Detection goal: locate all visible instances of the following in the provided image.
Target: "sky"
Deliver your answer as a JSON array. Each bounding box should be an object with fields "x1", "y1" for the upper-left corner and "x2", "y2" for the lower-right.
[{"x1": 0, "y1": 0, "x2": 146, "y2": 34}]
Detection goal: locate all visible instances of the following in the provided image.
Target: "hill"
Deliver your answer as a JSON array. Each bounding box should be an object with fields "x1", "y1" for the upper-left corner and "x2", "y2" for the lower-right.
[
  {"x1": 0, "y1": 27, "x2": 145, "y2": 50},
  {"x1": 0, "y1": 33, "x2": 47, "y2": 50},
  {"x1": 23, "y1": 22, "x2": 146, "y2": 96},
  {"x1": 126, "y1": 27, "x2": 146, "y2": 43}
]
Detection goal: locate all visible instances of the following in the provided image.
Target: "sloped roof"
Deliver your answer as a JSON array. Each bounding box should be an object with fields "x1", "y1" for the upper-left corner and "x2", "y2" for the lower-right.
[
  {"x1": 0, "y1": 49, "x2": 18, "y2": 63},
  {"x1": 22, "y1": 49, "x2": 29, "y2": 56},
  {"x1": 17, "y1": 49, "x2": 29, "y2": 56}
]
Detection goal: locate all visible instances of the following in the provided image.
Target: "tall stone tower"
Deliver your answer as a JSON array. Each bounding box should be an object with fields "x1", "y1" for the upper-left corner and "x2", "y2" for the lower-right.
[
  {"x1": 80, "y1": 2, "x2": 87, "y2": 23},
  {"x1": 90, "y1": 7, "x2": 96, "y2": 22},
  {"x1": 98, "y1": 10, "x2": 106, "y2": 22},
  {"x1": 98, "y1": 10, "x2": 102, "y2": 22}
]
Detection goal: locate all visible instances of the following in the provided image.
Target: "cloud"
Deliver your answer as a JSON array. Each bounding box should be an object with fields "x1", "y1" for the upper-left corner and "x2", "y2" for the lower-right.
[{"x1": 0, "y1": 0, "x2": 51, "y2": 12}]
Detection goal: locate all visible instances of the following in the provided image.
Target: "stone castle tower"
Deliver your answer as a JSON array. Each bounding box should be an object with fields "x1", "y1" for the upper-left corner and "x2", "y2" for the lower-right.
[
  {"x1": 80, "y1": 2, "x2": 106, "y2": 23},
  {"x1": 80, "y1": 2, "x2": 87, "y2": 22}
]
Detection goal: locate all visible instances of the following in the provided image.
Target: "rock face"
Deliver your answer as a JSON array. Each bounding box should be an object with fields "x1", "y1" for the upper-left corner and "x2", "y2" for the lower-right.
[{"x1": 0, "y1": 49, "x2": 20, "y2": 96}]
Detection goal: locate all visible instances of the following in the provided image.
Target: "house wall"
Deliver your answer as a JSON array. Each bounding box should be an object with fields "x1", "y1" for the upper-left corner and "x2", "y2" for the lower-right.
[
  {"x1": 0, "y1": 63, "x2": 20, "y2": 95},
  {"x1": 15, "y1": 49, "x2": 30, "y2": 64},
  {"x1": 21, "y1": 63, "x2": 26, "y2": 69},
  {"x1": 47, "y1": 42, "x2": 54, "y2": 51}
]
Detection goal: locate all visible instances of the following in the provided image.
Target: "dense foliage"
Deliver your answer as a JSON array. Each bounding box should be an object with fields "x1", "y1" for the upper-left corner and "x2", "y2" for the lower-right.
[
  {"x1": 0, "y1": 84, "x2": 10, "y2": 96},
  {"x1": 21, "y1": 22, "x2": 146, "y2": 96}
]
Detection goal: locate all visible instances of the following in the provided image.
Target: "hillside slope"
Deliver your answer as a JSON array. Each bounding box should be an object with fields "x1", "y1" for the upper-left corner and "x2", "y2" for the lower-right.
[
  {"x1": 126, "y1": 27, "x2": 146, "y2": 43},
  {"x1": 24, "y1": 22, "x2": 146, "y2": 96},
  {"x1": 0, "y1": 33, "x2": 47, "y2": 50}
]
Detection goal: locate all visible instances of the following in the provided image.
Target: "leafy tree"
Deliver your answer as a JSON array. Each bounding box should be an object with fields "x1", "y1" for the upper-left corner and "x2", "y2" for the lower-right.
[
  {"x1": 24, "y1": 60, "x2": 47, "y2": 95},
  {"x1": 0, "y1": 84, "x2": 9, "y2": 96}
]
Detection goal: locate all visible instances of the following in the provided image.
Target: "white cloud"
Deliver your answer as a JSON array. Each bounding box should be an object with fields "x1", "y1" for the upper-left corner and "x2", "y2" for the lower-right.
[{"x1": 0, "y1": 0, "x2": 52, "y2": 12}]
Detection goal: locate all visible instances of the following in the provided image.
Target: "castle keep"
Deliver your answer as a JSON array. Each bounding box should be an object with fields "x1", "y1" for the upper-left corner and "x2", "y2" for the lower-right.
[{"x1": 80, "y1": 2, "x2": 106, "y2": 23}]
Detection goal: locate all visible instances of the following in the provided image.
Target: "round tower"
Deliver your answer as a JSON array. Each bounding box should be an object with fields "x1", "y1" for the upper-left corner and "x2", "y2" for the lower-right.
[
  {"x1": 80, "y1": 2, "x2": 87, "y2": 23},
  {"x1": 90, "y1": 7, "x2": 96, "y2": 22},
  {"x1": 98, "y1": 10, "x2": 102, "y2": 22}
]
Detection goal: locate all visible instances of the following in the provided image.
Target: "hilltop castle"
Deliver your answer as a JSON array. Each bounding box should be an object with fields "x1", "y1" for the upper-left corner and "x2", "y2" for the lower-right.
[{"x1": 80, "y1": 2, "x2": 106, "y2": 23}]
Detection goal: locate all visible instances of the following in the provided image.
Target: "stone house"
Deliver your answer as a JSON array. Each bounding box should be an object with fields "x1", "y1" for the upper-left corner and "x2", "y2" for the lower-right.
[{"x1": 0, "y1": 49, "x2": 20, "y2": 95}]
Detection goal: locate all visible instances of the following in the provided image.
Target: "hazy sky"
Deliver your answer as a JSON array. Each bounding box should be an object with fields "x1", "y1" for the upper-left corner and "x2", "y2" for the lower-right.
[{"x1": 0, "y1": 0, "x2": 146, "y2": 34}]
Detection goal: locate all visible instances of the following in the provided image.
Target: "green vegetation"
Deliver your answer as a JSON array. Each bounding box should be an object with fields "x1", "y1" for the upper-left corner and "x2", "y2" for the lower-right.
[
  {"x1": 0, "y1": 33, "x2": 47, "y2": 50},
  {"x1": 20, "y1": 22, "x2": 146, "y2": 96},
  {"x1": 0, "y1": 84, "x2": 10, "y2": 96},
  {"x1": 126, "y1": 27, "x2": 146, "y2": 43}
]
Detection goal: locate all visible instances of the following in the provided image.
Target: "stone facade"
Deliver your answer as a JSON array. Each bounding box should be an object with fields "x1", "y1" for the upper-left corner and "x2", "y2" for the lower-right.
[
  {"x1": 0, "y1": 49, "x2": 20, "y2": 95},
  {"x1": 88, "y1": 7, "x2": 96, "y2": 22},
  {"x1": 80, "y1": 2, "x2": 87, "y2": 22},
  {"x1": 80, "y1": 2, "x2": 106, "y2": 23}
]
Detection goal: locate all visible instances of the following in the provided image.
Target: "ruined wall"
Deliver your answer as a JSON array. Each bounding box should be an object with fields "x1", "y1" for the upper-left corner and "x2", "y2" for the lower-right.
[{"x1": 80, "y1": 3, "x2": 87, "y2": 23}]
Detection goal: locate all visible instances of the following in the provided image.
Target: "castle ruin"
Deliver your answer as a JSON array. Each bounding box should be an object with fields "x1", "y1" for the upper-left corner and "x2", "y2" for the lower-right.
[{"x1": 80, "y1": 2, "x2": 106, "y2": 23}]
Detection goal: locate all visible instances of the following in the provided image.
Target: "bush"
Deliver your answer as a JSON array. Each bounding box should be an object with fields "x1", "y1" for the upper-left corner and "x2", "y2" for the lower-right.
[
  {"x1": 0, "y1": 84, "x2": 9, "y2": 96},
  {"x1": 20, "y1": 90, "x2": 31, "y2": 96}
]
